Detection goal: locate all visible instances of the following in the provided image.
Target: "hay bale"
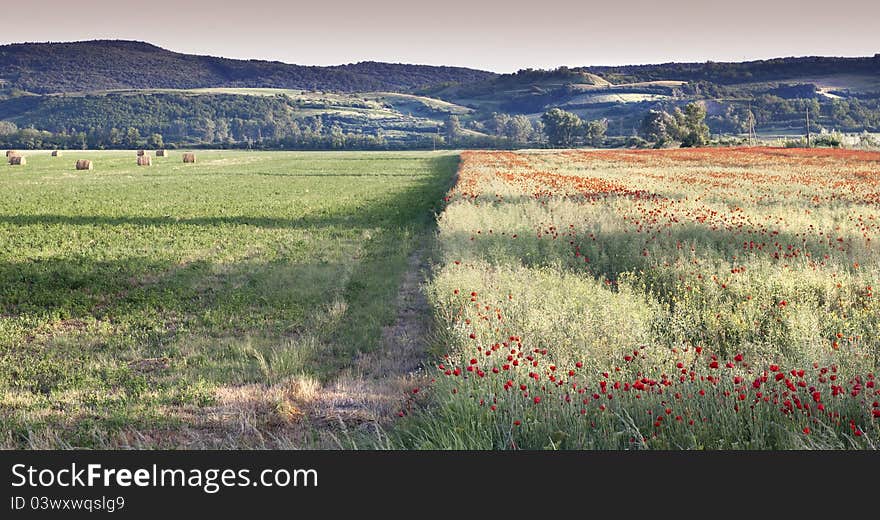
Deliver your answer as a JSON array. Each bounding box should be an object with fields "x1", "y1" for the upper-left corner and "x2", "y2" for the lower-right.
[
  {"x1": 137, "y1": 155, "x2": 152, "y2": 166},
  {"x1": 75, "y1": 159, "x2": 93, "y2": 170},
  {"x1": 9, "y1": 155, "x2": 26, "y2": 165},
  {"x1": 182, "y1": 153, "x2": 196, "y2": 163},
  {"x1": 51, "y1": 150, "x2": 62, "y2": 157},
  {"x1": 137, "y1": 149, "x2": 145, "y2": 157},
  {"x1": 6, "y1": 150, "x2": 18, "y2": 157},
  {"x1": 156, "y1": 149, "x2": 167, "y2": 157}
]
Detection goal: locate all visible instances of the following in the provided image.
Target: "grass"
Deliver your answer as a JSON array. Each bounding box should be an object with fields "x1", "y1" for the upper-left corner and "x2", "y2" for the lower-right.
[
  {"x1": 393, "y1": 148, "x2": 880, "y2": 450},
  {"x1": 0, "y1": 149, "x2": 457, "y2": 448},
  {"x1": 5, "y1": 147, "x2": 878, "y2": 450}
]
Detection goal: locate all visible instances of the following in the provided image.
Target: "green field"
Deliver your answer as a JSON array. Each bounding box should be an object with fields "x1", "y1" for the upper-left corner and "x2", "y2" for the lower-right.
[{"x1": 0, "y1": 150, "x2": 457, "y2": 448}]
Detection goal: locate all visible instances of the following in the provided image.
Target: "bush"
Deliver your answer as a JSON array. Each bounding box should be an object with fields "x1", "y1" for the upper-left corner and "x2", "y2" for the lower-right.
[
  {"x1": 813, "y1": 132, "x2": 844, "y2": 148},
  {"x1": 625, "y1": 136, "x2": 649, "y2": 148}
]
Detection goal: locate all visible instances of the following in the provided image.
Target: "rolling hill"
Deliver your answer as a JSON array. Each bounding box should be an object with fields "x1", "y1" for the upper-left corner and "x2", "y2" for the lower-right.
[
  {"x1": 0, "y1": 40, "x2": 496, "y2": 94},
  {"x1": 1, "y1": 41, "x2": 878, "y2": 149}
]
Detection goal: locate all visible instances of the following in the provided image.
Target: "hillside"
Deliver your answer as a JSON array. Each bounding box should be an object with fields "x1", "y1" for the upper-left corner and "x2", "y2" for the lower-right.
[
  {"x1": 425, "y1": 58, "x2": 880, "y2": 136},
  {"x1": 0, "y1": 40, "x2": 496, "y2": 94},
  {"x1": 1, "y1": 42, "x2": 879, "y2": 150},
  {"x1": 0, "y1": 88, "x2": 482, "y2": 149},
  {"x1": 581, "y1": 55, "x2": 880, "y2": 85}
]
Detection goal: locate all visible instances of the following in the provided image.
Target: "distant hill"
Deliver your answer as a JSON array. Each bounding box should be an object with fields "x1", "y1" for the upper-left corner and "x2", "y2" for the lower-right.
[
  {"x1": 421, "y1": 57, "x2": 880, "y2": 136},
  {"x1": 0, "y1": 40, "x2": 496, "y2": 94},
  {"x1": 1, "y1": 42, "x2": 878, "y2": 150},
  {"x1": 580, "y1": 55, "x2": 880, "y2": 85}
]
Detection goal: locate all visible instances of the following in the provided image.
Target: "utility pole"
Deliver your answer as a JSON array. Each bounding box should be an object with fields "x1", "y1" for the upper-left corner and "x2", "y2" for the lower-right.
[
  {"x1": 747, "y1": 102, "x2": 756, "y2": 146},
  {"x1": 805, "y1": 106, "x2": 811, "y2": 148}
]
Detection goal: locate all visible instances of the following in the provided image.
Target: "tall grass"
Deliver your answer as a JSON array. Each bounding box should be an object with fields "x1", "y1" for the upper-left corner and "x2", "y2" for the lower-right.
[{"x1": 394, "y1": 148, "x2": 880, "y2": 449}]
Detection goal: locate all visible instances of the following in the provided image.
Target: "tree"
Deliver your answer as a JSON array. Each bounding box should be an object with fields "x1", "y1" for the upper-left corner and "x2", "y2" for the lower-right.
[
  {"x1": 490, "y1": 113, "x2": 511, "y2": 138},
  {"x1": 680, "y1": 102, "x2": 710, "y2": 147},
  {"x1": 147, "y1": 133, "x2": 164, "y2": 149},
  {"x1": 0, "y1": 121, "x2": 18, "y2": 136},
  {"x1": 531, "y1": 120, "x2": 547, "y2": 145},
  {"x1": 584, "y1": 119, "x2": 608, "y2": 147},
  {"x1": 505, "y1": 115, "x2": 533, "y2": 145},
  {"x1": 124, "y1": 127, "x2": 141, "y2": 148},
  {"x1": 108, "y1": 127, "x2": 123, "y2": 147},
  {"x1": 639, "y1": 110, "x2": 680, "y2": 147},
  {"x1": 444, "y1": 115, "x2": 462, "y2": 145},
  {"x1": 216, "y1": 119, "x2": 230, "y2": 143},
  {"x1": 329, "y1": 123, "x2": 345, "y2": 149},
  {"x1": 541, "y1": 108, "x2": 582, "y2": 147}
]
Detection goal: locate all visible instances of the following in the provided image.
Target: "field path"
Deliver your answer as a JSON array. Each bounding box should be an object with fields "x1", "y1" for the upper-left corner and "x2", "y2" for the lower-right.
[
  {"x1": 304, "y1": 236, "x2": 433, "y2": 444},
  {"x1": 376, "y1": 239, "x2": 433, "y2": 378}
]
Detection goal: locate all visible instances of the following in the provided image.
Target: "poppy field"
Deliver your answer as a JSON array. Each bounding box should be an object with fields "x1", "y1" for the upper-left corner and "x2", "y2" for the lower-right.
[{"x1": 396, "y1": 148, "x2": 880, "y2": 449}]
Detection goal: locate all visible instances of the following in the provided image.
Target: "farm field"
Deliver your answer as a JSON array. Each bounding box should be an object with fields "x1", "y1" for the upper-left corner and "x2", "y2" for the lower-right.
[
  {"x1": 396, "y1": 148, "x2": 880, "y2": 449},
  {"x1": 0, "y1": 150, "x2": 457, "y2": 448}
]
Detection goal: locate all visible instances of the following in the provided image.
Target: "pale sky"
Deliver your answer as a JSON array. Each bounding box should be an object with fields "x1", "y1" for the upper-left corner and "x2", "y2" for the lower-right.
[{"x1": 0, "y1": 0, "x2": 877, "y2": 72}]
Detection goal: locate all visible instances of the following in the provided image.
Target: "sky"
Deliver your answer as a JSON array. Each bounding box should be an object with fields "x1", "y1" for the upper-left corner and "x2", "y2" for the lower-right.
[{"x1": 0, "y1": 0, "x2": 877, "y2": 72}]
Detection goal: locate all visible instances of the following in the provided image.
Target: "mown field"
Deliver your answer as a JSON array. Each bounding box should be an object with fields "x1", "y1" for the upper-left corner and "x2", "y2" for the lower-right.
[
  {"x1": 0, "y1": 150, "x2": 457, "y2": 448},
  {"x1": 396, "y1": 148, "x2": 880, "y2": 449}
]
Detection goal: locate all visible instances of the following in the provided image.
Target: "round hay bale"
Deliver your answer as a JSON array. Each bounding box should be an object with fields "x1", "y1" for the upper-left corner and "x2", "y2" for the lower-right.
[
  {"x1": 136, "y1": 149, "x2": 146, "y2": 157},
  {"x1": 51, "y1": 150, "x2": 62, "y2": 157},
  {"x1": 137, "y1": 155, "x2": 152, "y2": 166},
  {"x1": 75, "y1": 159, "x2": 93, "y2": 170},
  {"x1": 156, "y1": 149, "x2": 167, "y2": 157},
  {"x1": 182, "y1": 153, "x2": 196, "y2": 163},
  {"x1": 9, "y1": 156, "x2": 26, "y2": 165},
  {"x1": 6, "y1": 150, "x2": 18, "y2": 157}
]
